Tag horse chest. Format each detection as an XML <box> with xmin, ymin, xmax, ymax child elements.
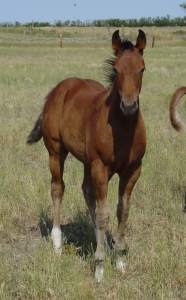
<box><xmin>98</xmin><ymin>122</ymin><xmax>146</xmax><ymax>172</ymax></box>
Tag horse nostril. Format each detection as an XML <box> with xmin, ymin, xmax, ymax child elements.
<box><xmin>120</xmin><ymin>101</ymin><xmax>126</xmax><ymax>113</ymax></box>
<box><xmin>131</xmin><ymin>101</ymin><xmax>138</xmax><ymax>111</ymax></box>
<box><xmin>121</xmin><ymin>102</ymin><xmax>125</xmax><ymax>110</ymax></box>
<box><xmin>132</xmin><ymin>102</ymin><xmax>137</xmax><ymax>109</ymax></box>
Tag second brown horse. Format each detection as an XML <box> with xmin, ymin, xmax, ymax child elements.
<box><xmin>27</xmin><ymin>29</ymin><xmax>147</xmax><ymax>282</ymax></box>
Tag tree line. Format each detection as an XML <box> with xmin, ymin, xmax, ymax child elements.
<box><xmin>1</xmin><ymin>16</ymin><xmax>186</xmax><ymax>28</ymax></box>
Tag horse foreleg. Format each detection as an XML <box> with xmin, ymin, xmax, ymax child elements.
<box><xmin>82</xmin><ymin>166</ymin><xmax>96</xmax><ymax>225</ymax></box>
<box><xmin>91</xmin><ymin>159</ymin><xmax>109</xmax><ymax>283</ymax></box>
<box><xmin>114</xmin><ymin>162</ymin><xmax>142</xmax><ymax>273</ymax></box>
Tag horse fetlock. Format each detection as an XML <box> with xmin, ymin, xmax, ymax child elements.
<box><xmin>113</xmin><ymin>231</ymin><xmax>128</xmax><ymax>250</ymax></box>
<box><xmin>51</xmin><ymin>226</ymin><xmax>62</xmax><ymax>253</ymax></box>
<box><xmin>113</xmin><ymin>237</ymin><xmax>128</xmax><ymax>273</ymax></box>
<box><xmin>114</xmin><ymin>241</ymin><xmax>129</xmax><ymax>256</ymax></box>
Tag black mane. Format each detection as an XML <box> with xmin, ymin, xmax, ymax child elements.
<box><xmin>104</xmin><ymin>40</ymin><xmax>134</xmax><ymax>84</ymax></box>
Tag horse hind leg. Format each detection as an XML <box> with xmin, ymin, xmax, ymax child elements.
<box><xmin>49</xmin><ymin>149</ymin><xmax>68</xmax><ymax>254</ymax></box>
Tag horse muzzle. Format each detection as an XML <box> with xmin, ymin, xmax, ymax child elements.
<box><xmin>120</xmin><ymin>100</ymin><xmax>138</xmax><ymax>115</ymax></box>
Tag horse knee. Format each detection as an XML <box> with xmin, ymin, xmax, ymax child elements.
<box><xmin>95</xmin><ymin>204</ymin><xmax>109</xmax><ymax>230</ymax></box>
<box><xmin>51</xmin><ymin>180</ymin><xmax>65</xmax><ymax>200</ymax></box>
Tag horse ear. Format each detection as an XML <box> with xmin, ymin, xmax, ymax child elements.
<box><xmin>136</xmin><ymin>29</ymin><xmax>146</xmax><ymax>55</ymax></box>
<box><xmin>112</xmin><ymin>30</ymin><xmax>122</xmax><ymax>55</ymax></box>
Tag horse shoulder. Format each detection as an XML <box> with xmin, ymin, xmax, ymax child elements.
<box><xmin>86</xmin><ymin>104</ymin><xmax>114</xmax><ymax>163</ymax></box>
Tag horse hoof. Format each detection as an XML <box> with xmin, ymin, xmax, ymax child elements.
<box><xmin>95</xmin><ymin>263</ymin><xmax>104</xmax><ymax>283</ymax></box>
<box><xmin>116</xmin><ymin>258</ymin><xmax>127</xmax><ymax>273</ymax></box>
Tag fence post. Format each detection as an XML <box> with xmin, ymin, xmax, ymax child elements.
<box><xmin>59</xmin><ymin>33</ymin><xmax>63</xmax><ymax>48</ymax></box>
<box><xmin>152</xmin><ymin>35</ymin><xmax>155</xmax><ymax>48</ymax></box>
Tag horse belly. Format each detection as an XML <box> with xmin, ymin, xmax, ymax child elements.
<box><xmin>62</xmin><ymin>130</ymin><xmax>86</xmax><ymax>162</ymax></box>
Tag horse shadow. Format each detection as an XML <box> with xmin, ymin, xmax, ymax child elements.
<box><xmin>38</xmin><ymin>210</ymin><xmax>97</xmax><ymax>257</ymax></box>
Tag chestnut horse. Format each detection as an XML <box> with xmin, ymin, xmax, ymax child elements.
<box><xmin>27</xmin><ymin>29</ymin><xmax>147</xmax><ymax>282</ymax></box>
<box><xmin>170</xmin><ymin>87</ymin><xmax>186</xmax><ymax>131</ymax></box>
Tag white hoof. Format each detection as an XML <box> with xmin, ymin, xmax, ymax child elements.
<box><xmin>51</xmin><ymin>226</ymin><xmax>62</xmax><ymax>254</ymax></box>
<box><xmin>95</xmin><ymin>264</ymin><xmax>104</xmax><ymax>283</ymax></box>
<box><xmin>116</xmin><ymin>258</ymin><xmax>127</xmax><ymax>273</ymax></box>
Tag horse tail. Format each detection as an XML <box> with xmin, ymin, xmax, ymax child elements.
<box><xmin>170</xmin><ymin>86</ymin><xmax>186</xmax><ymax>132</ymax></box>
<box><xmin>27</xmin><ymin>113</ymin><xmax>43</xmax><ymax>144</ymax></box>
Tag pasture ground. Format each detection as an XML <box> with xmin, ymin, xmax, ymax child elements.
<box><xmin>0</xmin><ymin>26</ymin><xmax>186</xmax><ymax>299</ymax></box>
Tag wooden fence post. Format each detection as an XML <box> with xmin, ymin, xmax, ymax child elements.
<box><xmin>59</xmin><ymin>33</ymin><xmax>63</xmax><ymax>48</ymax></box>
<box><xmin>152</xmin><ymin>35</ymin><xmax>155</xmax><ymax>48</ymax></box>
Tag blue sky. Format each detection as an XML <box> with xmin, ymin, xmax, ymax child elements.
<box><xmin>0</xmin><ymin>0</ymin><xmax>185</xmax><ymax>23</ymax></box>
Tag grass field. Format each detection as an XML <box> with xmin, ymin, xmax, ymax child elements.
<box><xmin>0</xmin><ymin>26</ymin><xmax>186</xmax><ymax>299</ymax></box>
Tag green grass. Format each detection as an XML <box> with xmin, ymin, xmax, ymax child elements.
<box><xmin>0</xmin><ymin>27</ymin><xmax>186</xmax><ymax>299</ymax></box>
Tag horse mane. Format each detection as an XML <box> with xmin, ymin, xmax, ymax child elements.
<box><xmin>104</xmin><ymin>40</ymin><xmax>134</xmax><ymax>84</ymax></box>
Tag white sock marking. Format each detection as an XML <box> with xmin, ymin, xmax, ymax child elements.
<box><xmin>51</xmin><ymin>226</ymin><xmax>62</xmax><ymax>252</ymax></box>
<box><xmin>116</xmin><ymin>258</ymin><xmax>127</xmax><ymax>273</ymax></box>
